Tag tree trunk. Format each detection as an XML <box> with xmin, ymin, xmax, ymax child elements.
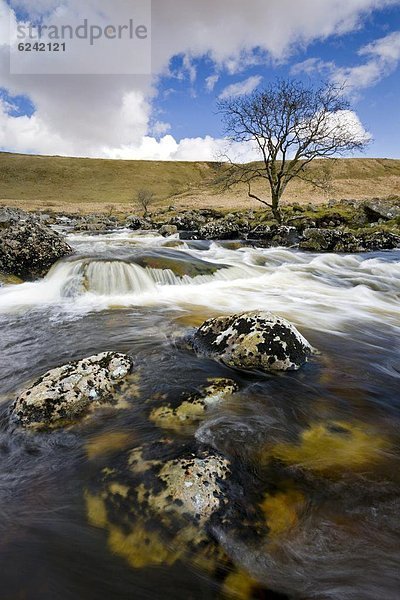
<box><xmin>271</xmin><ymin>192</ymin><xmax>282</xmax><ymax>224</ymax></box>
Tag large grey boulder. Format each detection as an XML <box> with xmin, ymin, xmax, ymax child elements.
<box><xmin>0</xmin><ymin>221</ymin><xmax>72</xmax><ymax>280</ymax></box>
<box><xmin>10</xmin><ymin>352</ymin><xmax>133</xmax><ymax>430</ymax></box>
<box><xmin>363</xmin><ymin>199</ymin><xmax>400</xmax><ymax>222</ymax></box>
<box><xmin>190</xmin><ymin>311</ymin><xmax>312</xmax><ymax>373</ymax></box>
<box><xmin>299</xmin><ymin>228</ymin><xmax>361</xmax><ymax>252</ymax></box>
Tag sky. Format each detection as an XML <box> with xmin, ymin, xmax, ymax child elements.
<box><xmin>0</xmin><ymin>0</ymin><xmax>400</xmax><ymax>161</ymax></box>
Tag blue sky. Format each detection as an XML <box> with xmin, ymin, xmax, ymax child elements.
<box><xmin>157</xmin><ymin>5</ymin><xmax>400</xmax><ymax>157</ymax></box>
<box><xmin>1</xmin><ymin>0</ymin><xmax>400</xmax><ymax>160</ymax></box>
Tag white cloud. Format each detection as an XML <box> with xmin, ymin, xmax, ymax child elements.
<box><xmin>292</xmin><ymin>31</ymin><xmax>400</xmax><ymax>93</ymax></box>
<box><xmin>291</xmin><ymin>57</ymin><xmax>335</xmax><ymax>76</ymax></box>
<box><xmin>336</xmin><ymin>30</ymin><xmax>400</xmax><ymax>90</ymax></box>
<box><xmin>1</xmin><ymin>0</ymin><xmax>399</xmax><ymax>159</ymax></box>
<box><xmin>151</xmin><ymin>120</ymin><xmax>171</xmax><ymax>137</ymax></box>
<box><xmin>218</xmin><ymin>75</ymin><xmax>262</xmax><ymax>99</ymax></box>
<box><xmin>205</xmin><ymin>74</ymin><xmax>219</xmax><ymax>91</ymax></box>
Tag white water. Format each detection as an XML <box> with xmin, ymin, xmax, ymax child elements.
<box><xmin>0</xmin><ymin>232</ymin><xmax>399</xmax><ymax>334</ymax></box>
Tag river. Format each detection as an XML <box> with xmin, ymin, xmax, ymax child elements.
<box><xmin>0</xmin><ymin>230</ymin><xmax>399</xmax><ymax>599</ymax></box>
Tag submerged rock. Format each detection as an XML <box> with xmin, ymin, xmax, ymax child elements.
<box><xmin>149</xmin><ymin>378</ymin><xmax>239</xmax><ymax>432</ymax></box>
<box><xmin>0</xmin><ymin>221</ymin><xmax>72</xmax><ymax>280</ymax></box>
<box><xmin>85</xmin><ymin>441</ymin><xmax>231</xmax><ymax>569</ymax></box>
<box><xmin>10</xmin><ymin>352</ymin><xmax>133</xmax><ymax>430</ymax></box>
<box><xmin>190</xmin><ymin>311</ymin><xmax>312</xmax><ymax>373</ymax></box>
<box><xmin>263</xmin><ymin>420</ymin><xmax>389</xmax><ymax>476</ymax></box>
<box><xmin>0</xmin><ymin>272</ymin><xmax>23</xmax><ymax>286</ymax></box>
<box><xmin>134</xmin><ymin>449</ymin><xmax>231</xmax><ymax>526</ymax></box>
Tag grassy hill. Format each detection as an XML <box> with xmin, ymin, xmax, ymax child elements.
<box><xmin>1</xmin><ymin>152</ymin><xmax>400</xmax><ymax>214</ymax></box>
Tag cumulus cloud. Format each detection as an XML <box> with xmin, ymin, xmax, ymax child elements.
<box><xmin>0</xmin><ymin>0</ymin><xmax>398</xmax><ymax>159</ymax></box>
<box><xmin>218</xmin><ymin>75</ymin><xmax>263</xmax><ymax>99</ymax></box>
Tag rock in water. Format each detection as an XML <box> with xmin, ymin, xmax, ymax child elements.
<box><xmin>0</xmin><ymin>221</ymin><xmax>72</xmax><ymax>280</ymax></box>
<box><xmin>190</xmin><ymin>311</ymin><xmax>312</xmax><ymax>373</ymax></box>
<box><xmin>10</xmin><ymin>352</ymin><xmax>133</xmax><ymax>430</ymax></box>
<box><xmin>85</xmin><ymin>442</ymin><xmax>231</xmax><ymax>569</ymax></box>
<box><xmin>149</xmin><ymin>378</ymin><xmax>239</xmax><ymax>433</ymax></box>
<box><xmin>143</xmin><ymin>451</ymin><xmax>231</xmax><ymax>526</ymax></box>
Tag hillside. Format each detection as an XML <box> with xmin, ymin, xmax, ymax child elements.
<box><xmin>1</xmin><ymin>152</ymin><xmax>400</xmax><ymax>214</ymax></box>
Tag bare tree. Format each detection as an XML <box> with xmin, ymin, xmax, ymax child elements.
<box><xmin>217</xmin><ymin>79</ymin><xmax>370</xmax><ymax>223</ymax></box>
<box><xmin>136</xmin><ymin>188</ymin><xmax>155</xmax><ymax>217</ymax></box>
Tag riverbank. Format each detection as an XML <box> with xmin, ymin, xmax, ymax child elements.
<box><xmin>1</xmin><ymin>197</ymin><xmax>399</xmax><ymax>268</ymax></box>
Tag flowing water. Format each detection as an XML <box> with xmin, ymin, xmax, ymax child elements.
<box><xmin>0</xmin><ymin>229</ymin><xmax>399</xmax><ymax>600</ymax></box>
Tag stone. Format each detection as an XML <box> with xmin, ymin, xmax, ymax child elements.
<box><xmin>169</xmin><ymin>211</ymin><xmax>206</xmax><ymax>231</ymax></box>
<box><xmin>190</xmin><ymin>311</ymin><xmax>312</xmax><ymax>373</ymax></box>
<box><xmin>363</xmin><ymin>199</ymin><xmax>400</xmax><ymax>222</ymax></box>
<box><xmin>358</xmin><ymin>230</ymin><xmax>400</xmax><ymax>251</ymax></box>
<box><xmin>147</xmin><ymin>451</ymin><xmax>230</xmax><ymax>526</ymax></box>
<box><xmin>125</xmin><ymin>215</ymin><xmax>153</xmax><ymax>230</ymax></box>
<box><xmin>149</xmin><ymin>378</ymin><xmax>239</xmax><ymax>432</ymax></box>
<box><xmin>85</xmin><ymin>441</ymin><xmax>231</xmax><ymax>570</ymax></box>
<box><xmin>0</xmin><ymin>221</ymin><xmax>72</xmax><ymax>280</ymax></box>
<box><xmin>10</xmin><ymin>352</ymin><xmax>133</xmax><ymax>430</ymax></box>
<box><xmin>199</xmin><ymin>219</ymin><xmax>241</xmax><ymax>240</ymax></box>
<box><xmin>158</xmin><ymin>224</ymin><xmax>178</xmax><ymax>237</ymax></box>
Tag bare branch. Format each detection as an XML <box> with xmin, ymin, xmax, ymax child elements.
<box><xmin>217</xmin><ymin>78</ymin><xmax>370</xmax><ymax>222</ymax></box>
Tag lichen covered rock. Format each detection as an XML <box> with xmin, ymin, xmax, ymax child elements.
<box><xmin>146</xmin><ymin>451</ymin><xmax>231</xmax><ymax>526</ymax></box>
<box><xmin>85</xmin><ymin>441</ymin><xmax>232</xmax><ymax>569</ymax></box>
<box><xmin>149</xmin><ymin>378</ymin><xmax>239</xmax><ymax>432</ymax></box>
<box><xmin>0</xmin><ymin>221</ymin><xmax>72</xmax><ymax>280</ymax></box>
<box><xmin>190</xmin><ymin>311</ymin><xmax>312</xmax><ymax>373</ymax></box>
<box><xmin>199</xmin><ymin>218</ymin><xmax>241</xmax><ymax>240</ymax></box>
<box><xmin>10</xmin><ymin>352</ymin><xmax>133</xmax><ymax>430</ymax></box>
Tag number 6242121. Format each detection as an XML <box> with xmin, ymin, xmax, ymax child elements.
<box><xmin>18</xmin><ymin>42</ymin><xmax>66</xmax><ymax>52</ymax></box>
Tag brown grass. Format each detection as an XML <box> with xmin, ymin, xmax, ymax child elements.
<box><xmin>1</xmin><ymin>152</ymin><xmax>400</xmax><ymax>214</ymax></box>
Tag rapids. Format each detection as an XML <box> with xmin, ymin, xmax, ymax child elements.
<box><xmin>0</xmin><ymin>229</ymin><xmax>399</xmax><ymax>600</ymax></box>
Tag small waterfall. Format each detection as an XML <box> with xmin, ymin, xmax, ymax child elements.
<box><xmin>145</xmin><ymin>264</ymin><xmax>261</xmax><ymax>286</ymax></box>
<box><xmin>44</xmin><ymin>259</ymin><xmax>263</xmax><ymax>298</ymax></box>
<box><xmin>46</xmin><ymin>260</ymin><xmax>157</xmax><ymax>297</ymax></box>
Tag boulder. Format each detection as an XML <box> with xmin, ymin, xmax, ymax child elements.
<box><xmin>247</xmin><ymin>225</ymin><xmax>300</xmax><ymax>246</ymax></box>
<box><xmin>10</xmin><ymin>352</ymin><xmax>133</xmax><ymax>430</ymax></box>
<box><xmin>169</xmin><ymin>211</ymin><xmax>206</xmax><ymax>231</ymax></box>
<box><xmin>299</xmin><ymin>228</ymin><xmax>362</xmax><ymax>253</ymax></box>
<box><xmin>0</xmin><ymin>221</ymin><xmax>72</xmax><ymax>280</ymax></box>
<box><xmin>190</xmin><ymin>311</ymin><xmax>312</xmax><ymax>373</ymax></box>
<box><xmin>199</xmin><ymin>219</ymin><xmax>241</xmax><ymax>240</ymax></box>
<box><xmin>158</xmin><ymin>224</ymin><xmax>178</xmax><ymax>237</ymax></box>
<box><xmin>358</xmin><ymin>230</ymin><xmax>400</xmax><ymax>251</ymax></box>
<box><xmin>300</xmin><ymin>227</ymin><xmax>400</xmax><ymax>252</ymax></box>
<box><xmin>363</xmin><ymin>199</ymin><xmax>400</xmax><ymax>222</ymax></box>
<box><xmin>247</xmin><ymin>223</ymin><xmax>272</xmax><ymax>240</ymax></box>
<box><xmin>147</xmin><ymin>451</ymin><xmax>230</xmax><ymax>526</ymax></box>
<box><xmin>270</xmin><ymin>225</ymin><xmax>300</xmax><ymax>247</ymax></box>
<box><xmin>85</xmin><ymin>442</ymin><xmax>232</xmax><ymax>569</ymax></box>
<box><xmin>125</xmin><ymin>215</ymin><xmax>153</xmax><ymax>230</ymax></box>
<box><xmin>178</xmin><ymin>230</ymin><xmax>201</xmax><ymax>240</ymax></box>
